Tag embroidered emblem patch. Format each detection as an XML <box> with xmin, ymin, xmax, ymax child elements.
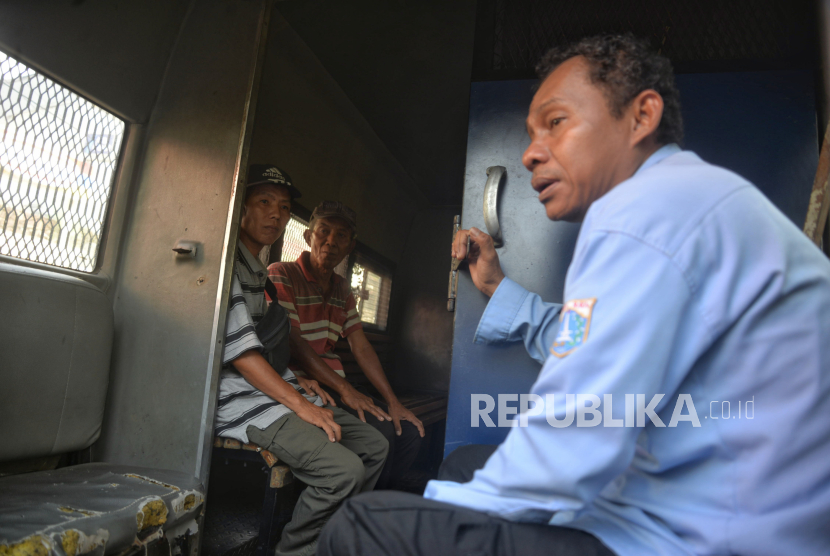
<box><xmin>550</xmin><ymin>298</ymin><xmax>596</xmax><ymax>358</ymax></box>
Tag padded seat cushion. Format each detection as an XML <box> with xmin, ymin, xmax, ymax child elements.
<box><xmin>0</xmin><ymin>463</ymin><xmax>204</xmax><ymax>556</ymax></box>
<box><xmin>0</xmin><ymin>262</ymin><xmax>114</xmax><ymax>462</ymax></box>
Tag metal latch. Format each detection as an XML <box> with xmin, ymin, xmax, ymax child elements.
<box><xmin>448</xmin><ymin>215</ymin><xmax>464</xmax><ymax>311</ymax></box>
<box><xmin>172</xmin><ymin>240</ymin><xmax>198</xmax><ymax>258</ymax></box>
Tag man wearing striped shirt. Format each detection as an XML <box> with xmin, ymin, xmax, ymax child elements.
<box><xmin>268</xmin><ymin>201</ymin><xmax>424</xmax><ymax>490</ymax></box>
<box><xmin>215</xmin><ymin>166</ymin><xmax>388</xmax><ymax>556</ymax></box>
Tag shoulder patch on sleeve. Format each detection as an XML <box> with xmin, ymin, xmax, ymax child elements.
<box><xmin>550</xmin><ymin>298</ymin><xmax>596</xmax><ymax>358</ymax></box>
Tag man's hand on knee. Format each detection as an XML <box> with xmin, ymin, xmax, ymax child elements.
<box><xmin>340</xmin><ymin>386</ymin><xmax>391</xmax><ymax>423</ymax></box>
<box><xmin>295</xmin><ymin>402</ymin><xmax>342</xmax><ymax>442</ymax></box>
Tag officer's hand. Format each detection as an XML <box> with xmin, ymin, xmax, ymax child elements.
<box><xmin>340</xmin><ymin>386</ymin><xmax>391</xmax><ymax>423</ymax></box>
<box><xmin>294</xmin><ymin>402</ymin><xmax>341</xmax><ymax>442</ymax></box>
<box><xmin>452</xmin><ymin>227</ymin><xmax>505</xmax><ymax>297</ymax></box>
<box><xmin>296</xmin><ymin>376</ymin><xmax>336</xmax><ymax>407</ymax></box>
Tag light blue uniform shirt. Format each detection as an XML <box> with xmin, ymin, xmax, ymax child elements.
<box><xmin>425</xmin><ymin>145</ymin><xmax>830</xmax><ymax>555</ymax></box>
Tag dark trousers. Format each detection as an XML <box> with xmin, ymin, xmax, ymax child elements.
<box><xmin>323</xmin><ymin>383</ymin><xmax>422</xmax><ymax>490</ymax></box>
<box><xmin>318</xmin><ymin>444</ymin><xmax>616</xmax><ymax>556</ymax></box>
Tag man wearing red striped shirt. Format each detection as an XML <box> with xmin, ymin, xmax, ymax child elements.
<box><xmin>268</xmin><ymin>201</ymin><xmax>424</xmax><ymax>490</ymax></box>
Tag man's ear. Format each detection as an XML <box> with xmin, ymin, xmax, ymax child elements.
<box><xmin>629</xmin><ymin>89</ymin><xmax>663</xmax><ymax>148</ymax></box>
<box><xmin>303</xmin><ymin>228</ymin><xmax>312</xmax><ymax>247</ymax></box>
<box><xmin>346</xmin><ymin>238</ymin><xmax>356</xmax><ymax>255</ymax></box>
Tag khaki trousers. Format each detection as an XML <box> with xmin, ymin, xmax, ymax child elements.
<box><xmin>247</xmin><ymin>407</ymin><xmax>388</xmax><ymax>556</ymax></box>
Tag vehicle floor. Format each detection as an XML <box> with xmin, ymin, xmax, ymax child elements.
<box><xmin>202</xmin><ymin>455</ymin><xmax>434</xmax><ymax>556</ymax></box>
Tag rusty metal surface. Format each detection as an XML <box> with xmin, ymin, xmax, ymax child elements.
<box><xmin>0</xmin><ymin>464</ymin><xmax>203</xmax><ymax>556</ymax></box>
<box><xmin>268</xmin><ymin>467</ymin><xmax>293</xmax><ymax>489</ymax></box>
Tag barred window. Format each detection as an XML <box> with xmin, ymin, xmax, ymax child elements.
<box><xmin>350</xmin><ymin>255</ymin><xmax>392</xmax><ymax>332</ymax></box>
<box><xmin>1</xmin><ymin>51</ymin><xmax>125</xmax><ymax>272</ymax></box>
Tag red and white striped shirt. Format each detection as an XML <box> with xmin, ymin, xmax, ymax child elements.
<box><xmin>267</xmin><ymin>251</ymin><xmax>362</xmax><ymax>378</ymax></box>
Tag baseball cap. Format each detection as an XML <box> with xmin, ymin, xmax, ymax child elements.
<box><xmin>246</xmin><ymin>164</ymin><xmax>302</xmax><ymax>199</ymax></box>
<box><xmin>309</xmin><ymin>201</ymin><xmax>357</xmax><ymax>234</ymax></box>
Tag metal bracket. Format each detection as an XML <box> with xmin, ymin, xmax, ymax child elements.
<box><xmin>483</xmin><ymin>166</ymin><xmax>505</xmax><ymax>247</ymax></box>
<box><xmin>173</xmin><ymin>240</ymin><xmax>198</xmax><ymax>259</ymax></box>
<box><xmin>448</xmin><ymin>215</ymin><xmax>461</xmax><ymax>311</ymax></box>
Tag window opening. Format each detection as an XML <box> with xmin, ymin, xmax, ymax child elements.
<box><xmin>280</xmin><ymin>214</ymin><xmax>310</xmax><ymax>264</ymax></box>
<box><xmin>350</xmin><ymin>256</ymin><xmax>392</xmax><ymax>331</ymax></box>
<box><xmin>0</xmin><ymin>51</ymin><xmax>125</xmax><ymax>272</ymax></box>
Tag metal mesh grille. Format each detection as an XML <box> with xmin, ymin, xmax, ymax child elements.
<box><xmin>491</xmin><ymin>0</ymin><xmax>812</xmax><ymax>72</ymax></box>
<box><xmin>280</xmin><ymin>215</ymin><xmax>310</xmax><ymax>264</ymax></box>
<box><xmin>1</xmin><ymin>51</ymin><xmax>125</xmax><ymax>272</ymax></box>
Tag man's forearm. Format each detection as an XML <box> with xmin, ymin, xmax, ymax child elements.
<box><xmin>289</xmin><ymin>327</ymin><xmax>353</xmax><ymax>394</ymax></box>
<box><xmin>474</xmin><ymin>277</ymin><xmax>562</xmax><ymax>365</ymax></box>
<box><xmin>232</xmin><ymin>350</ymin><xmax>310</xmax><ymax>412</ymax></box>
<box><xmin>351</xmin><ymin>339</ymin><xmax>397</xmax><ymax>405</ymax></box>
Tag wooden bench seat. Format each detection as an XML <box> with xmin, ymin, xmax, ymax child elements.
<box><xmin>398</xmin><ymin>393</ymin><xmax>449</xmax><ymax>427</ymax></box>
<box><xmin>212</xmin><ymin>437</ymin><xmax>294</xmax><ymax>556</ymax></box>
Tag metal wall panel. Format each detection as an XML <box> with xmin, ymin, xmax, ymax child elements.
<box><xmin>445</xmin><ymin>80</ymin><xmax>580</xmax><ymax>455</ymax></box>
<box><xmin>0</xmin><ymin>0</ymin><xmax>190</xmax><ymax>123</ymax></box>
<box><xmin>94</xmin><ymin>0</ymin><xmax>267</xmax><ymax>479</ymax></box>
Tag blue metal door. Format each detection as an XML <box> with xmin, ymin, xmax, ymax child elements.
<box><xmin>445</xmin><ymin>71</ymin><xmax>818</xmax><ymax>456</ymax></box>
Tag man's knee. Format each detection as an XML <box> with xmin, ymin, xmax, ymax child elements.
<box><xmin>317</xmin><ymin>492</ymin><xmax>411</xmax><ymax>556</ymax></box>
<box><xmin>366</xmin><ymin>415</ymin><xmax>396</xmax><ymax>444</ymax></box>
<box><xmin>364</xmin><ymin>422</ymin><xmax>390</xmax><ymax>463</ymax></box>
<box><xmin>330</xmin><ymin>449</ymin><xmax>366</xmax><ymax>495</ymax></box>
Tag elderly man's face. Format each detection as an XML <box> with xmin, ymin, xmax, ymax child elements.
<box><xmin>522</xmin><ymin>56</ymin><xmax>637</xmax><ymax>222</ymax></box>
<box><xmin>305</xmin><ymin>217</ymin><xmax>355</xmax><ymax>272</ymax></box>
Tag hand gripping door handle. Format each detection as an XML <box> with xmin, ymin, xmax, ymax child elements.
<box><xmin>483</xmin><ymin>166</ymin><xmax>505</xmax><ymax>247</ymax></box>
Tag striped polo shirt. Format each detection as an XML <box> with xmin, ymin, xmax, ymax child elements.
<box><xmin>215</xmin><ymin>242</ymin><xmax>322</xmax><ymax>444</ymax></box>
<box><xmin>268</xmin><ymin>251</ymin><xmax>362</xmax><ymax>378</ymax></box>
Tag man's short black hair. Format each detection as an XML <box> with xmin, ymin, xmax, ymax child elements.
<box><xmin>536</xmin><ymin>34</ymin><xmax>683</xmax><ymax>146</ymax></box>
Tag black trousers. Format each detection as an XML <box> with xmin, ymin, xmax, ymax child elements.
<box><xmin>323</xmin><ymin>383</ymin><xmax>422</xmax><ymax>490</ymax></box>
<box><xmin>318</xmin><ymin>444</ymin><xmax>616</xmax><ymax>556</ymax></box>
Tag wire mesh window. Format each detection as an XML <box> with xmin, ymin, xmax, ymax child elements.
<box><xmin>1</xmin><ymin>51</ymin><xmax>125</xmax><ymax>272</ymax></box>
<box><xmin>279</xmin><ymin>214</ymin><xmax>349</xmax><ymax>278</ymax></box>
<box><xmin>280</xmin><ymin>214</ymin><xmax>310</xmax><ymax>263</ymax></box>
<box><xmin>350</xmin><ymin>255</ymin><xmax>392</xmax><ymax>332</ymax></box>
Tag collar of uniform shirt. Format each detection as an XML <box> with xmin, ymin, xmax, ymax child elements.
<box><xmin>634</xmin><ymin>143</ymin><xmax>682</xmax><ymax>177</ymax></box>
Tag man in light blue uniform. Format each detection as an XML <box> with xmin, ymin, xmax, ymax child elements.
<box><xmin>319</xmin><ymin>34</ymin><xmax>830</xmax><ymax>556</ymax></box>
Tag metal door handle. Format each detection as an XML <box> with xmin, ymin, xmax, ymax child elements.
<box><xmin>483</xmin><ymin>166</ymin><xmax>505</xmax><ymax>247</ymax></box>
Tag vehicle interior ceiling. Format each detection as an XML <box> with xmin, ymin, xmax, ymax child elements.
<box><xmin>1</xmin><ymin>0</ymin><xmax>825</xmax><ymax>483</ymax></box>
